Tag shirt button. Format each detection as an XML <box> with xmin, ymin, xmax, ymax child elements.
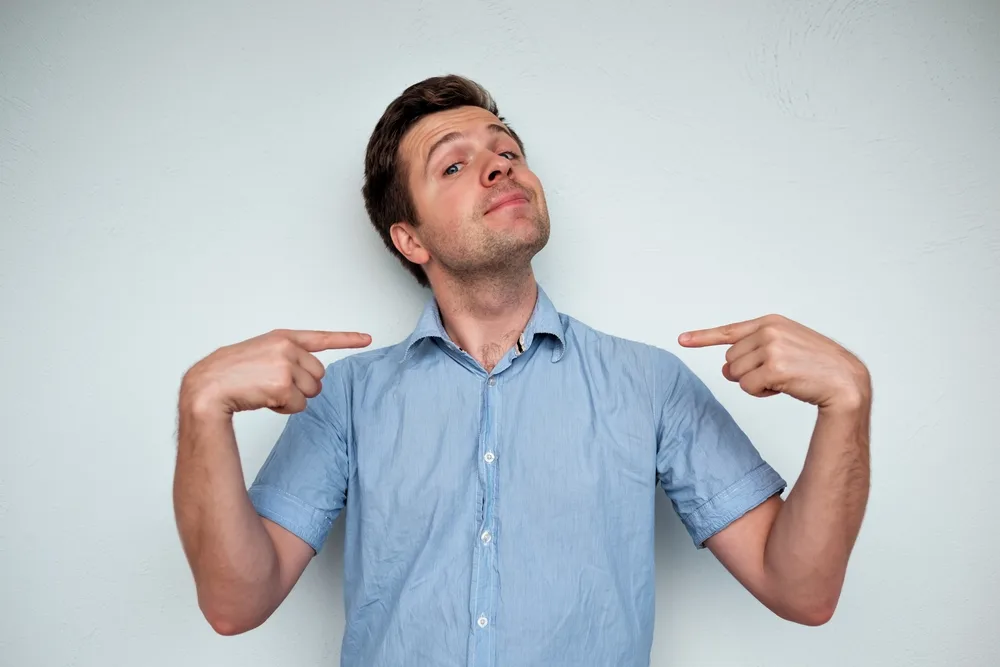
<box><xmin>481</xmin><ymin>530</ymin><xmax>492</xmax><ymax>544</ymax></box>
<box><xmin>487</xmin><ymin>376</ymin><xmax>496</xmax><ymax>386</ymax></box>
<box><xmin>477</xmin><ymin>615</ymin><xmax>488</xmax><ymax>628</ymax></box>
<box><xmin>483</xmin><ymin>451</ymin><xmax>495</xmax><ymax>464</ymax></box>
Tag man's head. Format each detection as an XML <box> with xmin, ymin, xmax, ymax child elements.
<box><xmin>362</xmin><ymin>75</ymin><xmax>550</xmax><ymax>288</ymax></box>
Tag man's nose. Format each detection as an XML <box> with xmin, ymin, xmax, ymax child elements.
<box><xmin>481</xmin><ymin>153</ymin><xmax>514</xmax><ymax>186</ymax></box>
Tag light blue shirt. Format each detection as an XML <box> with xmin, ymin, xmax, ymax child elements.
<box><xmin>249</xmin><ymin>285</ymin><xmax>786</xmax><ymax>667</ymax></box>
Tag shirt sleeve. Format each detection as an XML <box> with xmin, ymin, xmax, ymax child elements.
<box><xmin>653</xmin><ymin>348</ymin><xmax>786</xmax><ymax>548</ymax></box>
<box><xmin>247</xmin><ymin>362</ymin><xmax>350</xmax><ymax>553</ymax></box>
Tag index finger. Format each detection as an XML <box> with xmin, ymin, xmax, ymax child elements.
<box><xmin>678</xmin><ymin>318</ymin><xmax>761</xmax><ymax>348</ymax></box>
<box><xmin>285</xmin><ymin>330</ymin><xmax>372</xmax><ymax>352</ymax></box>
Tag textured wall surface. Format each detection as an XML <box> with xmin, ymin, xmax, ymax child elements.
<box><xmin>2</xmin><ymin>1</ymin><xmax>998</xmax><ymax>665</ymax></box>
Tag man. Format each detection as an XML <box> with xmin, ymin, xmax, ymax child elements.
<box><xmin>173</xmin><ymin>75</ymin><xmax>871</xmax><ymax>666</ymax></box>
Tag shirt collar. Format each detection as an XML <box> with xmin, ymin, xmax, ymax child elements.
<box><xmin>401</xmin><ymin>283</ymin><xmax>567</xmax><ymax>364</ymax></box>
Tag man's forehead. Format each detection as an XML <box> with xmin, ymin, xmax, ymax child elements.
<box><xmin>403</xmin><ymin>106</ymin><xmax>504</xmax><ymax>156</ymax></box>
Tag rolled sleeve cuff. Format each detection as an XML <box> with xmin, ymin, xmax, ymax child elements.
<box><xmin>683</xmin><ymin>463</ymin><xmax>787</xmax><ymax>549</ymax></box>
<box><xmin>248</xmin><ymin>484</ymin><xmax>334</xmax><ymax>553</ymax></box>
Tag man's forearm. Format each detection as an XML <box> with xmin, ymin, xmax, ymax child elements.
<box><xmin>762</xmin><ymin>402</ymin><xmax>871</xmax><ymax>621</ymax></box>
<box><xmin>173</xmin><ymin>392</ymin><xmax>281</xmax><ymax>632</ymax></box>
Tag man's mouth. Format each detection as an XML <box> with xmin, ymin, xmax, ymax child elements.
<box><xmin>486</xmin><ymin>191</ymin><xmax>530</xmax><ymax>214</ymax></box>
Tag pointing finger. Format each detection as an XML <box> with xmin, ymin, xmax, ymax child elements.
<box><xmin>286</xmin><ymin>330</ymin><xmax>372</xmax><ymax>353</ymax></box>
<box><xmin>678</xmin><ymin>318</ymin><xmax>762</xmax><ymax>348</ymax></box>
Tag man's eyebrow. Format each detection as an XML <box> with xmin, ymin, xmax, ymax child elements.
<box><xmin>424</xmin><ymin>123</ymin><xmax>515</xmax><ymax>173</ymax></box>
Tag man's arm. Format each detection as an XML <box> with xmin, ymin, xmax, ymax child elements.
<box><xmin>706</xmin><ymin>402</ymin><xmax>870</xmax><ymax>625</ymax></box>
<box><xmin>679</xmin><ymin>314</ymin><xmax>872</xmax><ymax>626</ymax></box>
<box><xmin>174</xmin><ymin>402</ymin><xmax>315</xmax><ymax>635</ymax></box>
<box><xmin>173</xmin><ymin>328</ymin><xmax>370</xmax><ymax>635</ymax></box>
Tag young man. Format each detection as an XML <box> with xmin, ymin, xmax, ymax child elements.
<box><xmin>173</xmin><ymin>75</ymin><xmax>872</xmax><ymax>666</ymax></box>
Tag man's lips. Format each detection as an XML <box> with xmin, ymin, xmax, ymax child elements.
<box><xmin>485</xmin><ymin>192</ymin><xmax>530</xmax><ymax>214</ymax></box>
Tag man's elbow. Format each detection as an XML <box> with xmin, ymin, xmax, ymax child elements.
<box><xmin>200</xmin><ymin>598</ymin><xmax>270</xmax><ymax>636</ymax></box>
<box><xmin>790</xmin><ymin>602</ymin><xmax>837</xmax><ymax>626</ymax></box>
<box><xmin>205</xmin><ymin>613</ymin><xmax>248</xmax><ymax>637</ymax></box>
<box><xmin>774</xmin><ymin>595</ymin><xmax>838</xmax><ymax>627</ymax></box>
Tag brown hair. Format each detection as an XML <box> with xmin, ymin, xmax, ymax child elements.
<box><xmin>362</xmin><ymin>74</ymin><xmax>525</xmax><ymax>287</ymax></box>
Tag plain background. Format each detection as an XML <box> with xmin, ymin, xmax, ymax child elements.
<box><xmin>2</xmin><ymin>1</ymin><xmax>998</xmax><ymax>665</ymax></box>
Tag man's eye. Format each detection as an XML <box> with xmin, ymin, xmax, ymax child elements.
<box><xmin>500</xmin><ymin>151</ymin><xmax>520</xmax><ymax>160</ymax></box>
<box><xmin>444</xmin><ymin>163</ymin><xmax>462</xmax><ymax>176</ymax></box>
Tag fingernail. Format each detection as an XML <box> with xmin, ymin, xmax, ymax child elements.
<box><xmin>679</xmin><ymin>333</ymin><xmax>692</xmax><ymax>343</ymax></box>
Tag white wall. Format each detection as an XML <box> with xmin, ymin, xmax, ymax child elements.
<box><xmin>2</xmin><ymin>1</ymin><xmax>998</xmax><ymax>665</ymax></box>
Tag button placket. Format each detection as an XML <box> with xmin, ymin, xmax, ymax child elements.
<box><xmin>470</xmin><ymin>368</ymin><xmax>500</xmax><ymax>654</ymax></box>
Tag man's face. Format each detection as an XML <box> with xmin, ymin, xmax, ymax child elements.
<box><xmin>393</xmin><ymin>105</ymin><xmax>550</xmax><ymax>282</ymax></box>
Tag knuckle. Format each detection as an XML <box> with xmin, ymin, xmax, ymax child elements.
<box><xmin>271</xmin><ymin>337</ymin><xmax>297</xmax><ymax>356</ymax></box>
<box><xmin>271</xmin><ymin>368</ymin><xmax>294</xmax><ymax>391</ymax></box>
<box><xmin>762</xmin><ymin>345</ymin><xmax>778</xmax><ymax>363</ymax></box>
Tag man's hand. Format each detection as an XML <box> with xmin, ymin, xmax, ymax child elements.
<box><xmin>174</xmin><ymin>327</ymin><xmax>369</xmax><ymax>635</ymax></box>
<box><xmin>181</xmin><ymin>329</ymin><xmax>372</xmax><ymax>417</ymax></box>
<box><xmin>680</xmin><ymin>314</ymin><xmax>872</xmax><ymax>624</ymax></box>
<box><xmin>678</xmin><ymin>314</ymin><xmax>870</xmax><ymax>412</ymax></box>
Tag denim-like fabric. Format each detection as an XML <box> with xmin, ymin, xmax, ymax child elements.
<box><xmin>249</xmin><ymin>284</ymin><xmax>785</xmax><ymax>667</ymax></box>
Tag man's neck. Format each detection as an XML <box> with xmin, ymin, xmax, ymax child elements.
<box><xmin>431</xmin><ymin>271</ymin><xmax>538</xmax><ymax>373</ymax></box>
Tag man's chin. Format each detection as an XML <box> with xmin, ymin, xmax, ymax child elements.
<box><xmin>485</xmin><ymin>208</ymin><xmax>546</xmax><ymax>231</ymax></box>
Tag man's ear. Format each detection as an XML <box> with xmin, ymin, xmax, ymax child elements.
<box><xmin>389</xmin><ymin>221</ymin><xmax>431</xmax><ymax>267</ymax></box>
